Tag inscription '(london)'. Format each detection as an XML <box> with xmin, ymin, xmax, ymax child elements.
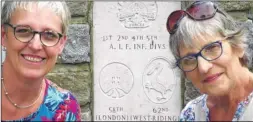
<box><xmin>95</xmin><ymin>114</ymin><xmax>179</xmax><ymax>121</ymax></box>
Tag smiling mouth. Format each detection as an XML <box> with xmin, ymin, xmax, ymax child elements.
<box><xmin>21</xmin><ymin>54</ymin><xmax>46</xmax><ymax>62</ymax></box>
<box><xmin>203</xmin><ymin>73</ymin><xmax>223</xmax><ymax>83</ymax></box>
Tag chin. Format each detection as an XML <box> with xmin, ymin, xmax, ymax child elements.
<box><xmin>20</xmin><ymin>69</ymin><xmax>47</xmax><ymax>80</ymax></box>
<box><xmin>206</xmin><ymin>87</ymin><xmax>230</xmax><ymax>96</ymax></box>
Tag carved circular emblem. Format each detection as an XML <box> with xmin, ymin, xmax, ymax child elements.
<box><xmin>142</xmin><ymin>57</ymin><xmax>177</xmax><ymax>104</ymax></box>
<box><xmin>117</xmin><ymin>1</ymin><xmax>157</xmax><ymax>29</ymax></box>
<box><xmin>99</xmin><ymin>62</ymin><xmax>134</xmax><ymax>98</ymax></box>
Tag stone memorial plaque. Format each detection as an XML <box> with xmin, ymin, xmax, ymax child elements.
<box><xmin>94</xmin><ymin>1</ymin><xmax>182</xmax><ymax>121</ymax></box>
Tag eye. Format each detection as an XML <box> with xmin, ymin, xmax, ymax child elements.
<box><xmin>204</xmin><ymin>42</ymin><xmax>221</xmax><ymax>53</ymax></box>
<box><xmin>15</xmin><ymin>27</ymin><xmax>31</xmax><ymax>33</ymax></box>
<box><xmin>181</xmin><ymin>56</ymin><xmax>196</xmax><ymax>65</ymax></box>
<box><xmin>42</xmin><ymin>31</ymin><xmax>59</xmax><ymax>40</ymax></box>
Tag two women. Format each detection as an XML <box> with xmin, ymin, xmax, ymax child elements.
<box><xmin>1</xmin><ymin>1</ymin><xmax>81</xmax><ymax>121</ymax></box>
<box><xmin>167</xmin><ymin>1</ymin><xmax>253</xmax><ymax>121</ymax></box>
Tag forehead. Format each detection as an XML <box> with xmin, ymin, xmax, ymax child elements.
<box><xmin>10</xmin><ymin>4</ymin><xmax>62</xmax><ymax>32</ymax></box>
<box><xmin>179</xmin><ymin>34</ymin><xmax>224</xmax><ymax>57</ymax></box>
<box><xmin>11</xmin><ymin>2</ymin><xmax>57</xmax><ymax>12</ymax></box>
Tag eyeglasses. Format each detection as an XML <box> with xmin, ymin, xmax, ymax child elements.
<box><xmin>177</xmin><ymin>41</ymin><xmax>223</xmax><ymax>72</ymax></box>
<box><xmin>166</xmin><ymin>1</ymin><xmax>225</xmax><ymax>34</ymax></box>
<box><xmin>4</xmin><ymin>23</ymin><xmax>63</xmax><ymax>47</ymax></box>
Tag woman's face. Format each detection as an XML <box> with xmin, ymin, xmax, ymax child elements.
<box><xmin>179</xmin><ymin>36</ymin><xmax>245</xmax><ymax>96</ymax></box>
<box><xmin>1</xmin><ymin>5</ymin><xmax>67</xmax><ymax>80</ymax></box>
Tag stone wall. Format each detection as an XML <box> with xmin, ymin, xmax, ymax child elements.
<box><xmin>46</xmin><ymin>1</ymin><xmax>93</xmax><ymax>121</ymax></box>
<box><xmin>182</xmin><ymin>1</ymin><xmax>253</xmax><ymax>106</ymax></box>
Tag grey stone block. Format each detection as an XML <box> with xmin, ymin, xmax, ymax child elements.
<box><xmin>243</xmin><ymin>21</ymin><xmax>253</xmax><ymax>68</ymax></box>
<box><xmin>184</xmin><ymin>79</ymin><xmax>201</xmax><ymax>106</ymax></box>
<box><xmin>67</xmin><ymin>1</ymin><xmax>88</xmax><ymax>17</ymax></box>
<box><xmin>81</xmin><ymin>110</ymin><xmax>91</xmax><ymax>121</ymax></box>
<box><xmin>182</xmin><ymin>1</ymin><xmax>252</xmax><ymax>12</ymax></box>
<box><xmin>216</xmin><ymin>1</ymin><xmax>252</xmax><ymax>11</ymax></box>
<box><xmin>60</xmin><ymin>24</ymin><xmax>90</xmax><ymax>63</ymax></box>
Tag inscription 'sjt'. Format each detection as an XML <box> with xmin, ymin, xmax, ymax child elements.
<box><xmin>117</xmin><ymin>1</ymin><xmax>157</xmax><ymax>29</ymax></box>
<box><xmin>99</xmin><ymin>62</ymin><xmax>134</xmax><ymax>98</ymax></box>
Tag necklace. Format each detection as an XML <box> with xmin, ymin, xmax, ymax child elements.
<box><xmin>1</xmin><ymin>77</ymin><xmax>43</xmax><ymax>109</ymax></box>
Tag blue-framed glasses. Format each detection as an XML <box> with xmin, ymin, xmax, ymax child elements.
<box><xmin>176</xmin><ymin>41</ymin><xmax>223</xmax><ymax>72</ymax></box>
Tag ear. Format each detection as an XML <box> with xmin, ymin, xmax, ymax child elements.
<box><xmin>234</xmin><ymin>46</ymin><xmax>245</xmax><ymax>58</ymax></box>
<box><xmin>58</xmin><ymin>35</ymin><xmax>67</xmax><ymax>54</ymax></box>
<box><xmin>1</xmin><ymin>25</ymin><xmax>7</xmax><ymax>47</ymax></box>
<box><xmin>238</xmin><ymin>50</ymin><xmax>245</xmax><ymax>58</ymax></box>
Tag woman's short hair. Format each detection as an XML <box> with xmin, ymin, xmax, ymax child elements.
<box><xmin>1</xmin><ymin>1</ymin><xmax>71</xmax><ymax>34</ymax></box>
<box><xmin>169</xmin><ymin>8</ymin><xmax>250</xmax><ymax>68</ymax></box>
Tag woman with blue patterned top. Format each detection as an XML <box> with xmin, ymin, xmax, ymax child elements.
<box><xmin>1</xmin><ymin>1</ymin><xmax>81</xmax><ymax>121</ymax></box>
<box><xmin>166</xmin><ymin>1</ymin><xmax>253</xmax><ymax>121</ymax></box>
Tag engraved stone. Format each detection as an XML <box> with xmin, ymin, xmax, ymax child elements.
<box><xmin>117</xmin><ymin>2</ymin><xmax>157</xmax><ymax>30</ymax></box>
<box><xmin>60</xmin><ymin>24</ymin><xmax>90</xmax><ymax>63</ymax></box>
<box><xmin>143</xmin><ymin>57</ymin><xmax>177</xmax><ymax>104</ymax></box>
<box><xmin>99</xmin><ymin>62</ymin><xmax>134</xmax><ymax>98</ymax></box>
<box><xmin>94</xmin><ymin>1</ymin><xmax>182</xmax><ymax>121</ymax></box>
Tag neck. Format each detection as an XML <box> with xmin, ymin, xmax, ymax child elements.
<box><xmin>209</xmin><ymin>69</ymin><xmax>253</xmax><ymax>109</ymax></box>
<box><xmin>1</xmin><ymin>62</ymin><xmax>44</xmax><ymax>104</ymax></box>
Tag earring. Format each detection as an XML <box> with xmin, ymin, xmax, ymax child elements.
<box><xmin>2</xmin><ymin>47</ymin><xmax>6</xmax><ymax>51</ymax></box>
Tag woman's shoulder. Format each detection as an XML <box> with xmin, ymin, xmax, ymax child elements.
<box><xmin>47</xmin><ymin>79</ymin><xmax>71</xmax><ymax>94</ymax></box>
<box><xmin>180</xmin><ymin>94</ymin><xmax>207</xmax><ymax>121</ymax></box>
<box><xmin>44</xmin><ymin>78</ymin><xmax>79</xmax><ymax>105</ymax></box>
<box><xmin>43</xmin><ymin>78</ymin><xmax>81</xmax><ymax>121</ymax></box>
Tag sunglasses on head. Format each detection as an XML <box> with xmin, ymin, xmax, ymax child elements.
<box><xmin>166</xmin><ymin>1</ymin><xmax>226</xmax><ymax>34</ymax></box>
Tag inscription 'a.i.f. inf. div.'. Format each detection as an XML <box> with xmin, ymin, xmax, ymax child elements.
<box><xmin>102</xmin><ymin>35</ymin><xmax>167</xmax><ymax>50</ymax></box>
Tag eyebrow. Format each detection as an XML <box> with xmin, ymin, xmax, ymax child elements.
<box><xmin>12</xmin><ymin>23</ymin><xmax>61</xmax><ymax>33</ymax></box>
<box><xmin>180</xmin><ymin>41</ymin><xmax>216</xmax><ymax>58</ymax></box>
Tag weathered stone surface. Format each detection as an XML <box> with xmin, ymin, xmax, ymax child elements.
<box><xmin>93</xmin><ymin>2</ymin><xmax>182</xmax><ymax>121</ymax></box>
<box><xmin>227</xmin><ymin>11</ymin><xmax>248</xmax><ymax>21</ymax></box>
<box><xmin>71</xmin><ymin>17</ymin><xmax>87</xmax><ymax>24</ymax></box>
<box><xmin>46</xmin><ymin>63</ymin><xmax>91</xmax><ymax>120</ymax></box>
<box><xmin>47</xmin><ymin>63</ymin><xmax>91</xmax><ymax>104</ymax></box>
<box><xmin>88</xmin><ymin>1</ymin><xmax>93</xmax><ymax>26</ymax></box>
<box><xmin>60</xmin><ymin>24</ymin><xmax>90</xmax><ymax>63</ymax></box>
<box><xmin>243</xmin><ymin>21</ymin><xmax>253</xmax><ymax>69</ymax></box>
<box><xmin>249</xmin><ymin>7</ymin><xmax>253</xmax><ymax>20</ymax></box>
<box><xmin>182</xmin><ymin>1</ymin><xmax>253</xmax><ymax>12</ymax></box>
<box><xmin>216</xmin><ymin>1</ymin><xmax>252</xmax><ymax>11</ymax></box>
<box><xmin>81</xmin><ymin>106</ymin><xmax>91</xmax><ymax>121</ymax></box>
<box><xmin>67</xmin><ymin>1</ymin><xmax>88</xmax><ymax>17</ymax></box>
<box><xmin>184</xmin><ymin>79</ymin><xmax>201</xmax><ymax>106</ymax></box>
<box><xmin>47</xmin><ymin>64</ymin><xmax>91</xmax><ymax>103</ymax></box>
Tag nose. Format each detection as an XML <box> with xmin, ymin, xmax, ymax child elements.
<box><xmin>28</xmin><ymin>33</ymin><xmax>43</xmax><ymax>51</ymax></box>
<box><xmin>197</xmin><ymin>56</ymin><xmax>213</xmax><ymax>74</ymax></box>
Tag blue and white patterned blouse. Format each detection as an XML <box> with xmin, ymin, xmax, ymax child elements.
<box><xmin>180</xmin><ymin>91</ymin><xmax>253</xmax><ymax>121</ymax></box>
